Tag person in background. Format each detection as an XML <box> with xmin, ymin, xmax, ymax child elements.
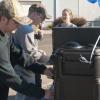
<box><xmin>12</xmin><ymin>4</ymin><xmax>53</xmax><ymax>100</ymax></box>
<box><xmin>0</xmin><ymin>0</ymin><xmax>53</xmax><ymax>100</ymax></box>
<box><xmin>53</xmin><ymin>8</ymin><xmax>77</xmax><ymax>27</ymax></box>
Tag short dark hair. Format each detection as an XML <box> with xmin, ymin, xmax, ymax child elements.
<box><xmin>28</xmin><ymin>4</ymin><xmax>51</xmax><ymax>19</ymax></box>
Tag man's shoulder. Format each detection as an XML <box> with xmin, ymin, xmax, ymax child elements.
<box><xmin>16</xmin><ymin>24</ymin><xmax>34</xmax><ymax>34</ymax></box>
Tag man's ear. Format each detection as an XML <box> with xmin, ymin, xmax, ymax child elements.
<box><xmin>1</xmin><ymin>16</ymin><xmax>8</xmax><ymax>23</ymax></box>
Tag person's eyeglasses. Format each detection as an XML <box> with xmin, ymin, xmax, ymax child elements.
<box><xmin>40</xmin><ymin>15</ymin><xmax>45</xmax><ymax>22</ymax></box>
<box><xmin>37</xmin><ymin>13</ymin><xmax>45</xmax><ymax>22</ymax></box>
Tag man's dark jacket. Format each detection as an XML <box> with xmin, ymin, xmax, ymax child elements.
<box><xmin>0</xmin><ymin>31</ymin><xmax>46</xmax><ymax>99</ymax></box>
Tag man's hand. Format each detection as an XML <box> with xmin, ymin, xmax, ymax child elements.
<box><xmin>39</xmin><ymin>50</ymin><xmax>46</xmax><ymax>56</ymax></box>
<box><xmin>44</xmin><ymin>89</ymin><xmax>54</xmax><ymax>100</ymax></box>
<box><xmin>34</xmin><ymin>30</ymin><xmax>43</xmax><ymax>40</ymax></box>
<box><xmin>44</xmin><ymin>68</ymin><xmax>54</xmax><ymax>79</ymax></box>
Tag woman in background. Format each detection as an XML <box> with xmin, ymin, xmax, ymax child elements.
<box><xmin>53</xmin><ymin>8</ymin><xmax>77</xmax><ymax>27</ymax></box>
